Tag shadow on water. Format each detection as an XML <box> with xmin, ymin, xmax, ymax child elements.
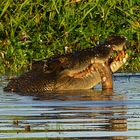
<box><xmin>0</xmin><ymin>74</ymin><xmax>140</xmax><ymax>139</ymax></box>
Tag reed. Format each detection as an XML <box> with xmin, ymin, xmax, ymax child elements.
<box><xmin>0</xmin><ymin>0</ymin><xmax>139</xmax><ymax>75</ymax></box>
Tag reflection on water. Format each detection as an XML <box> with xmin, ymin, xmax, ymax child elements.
<box><xmin>0</xmin><ymin>74</ymin><xmax>140</xmax><ymax>139</ymax></box>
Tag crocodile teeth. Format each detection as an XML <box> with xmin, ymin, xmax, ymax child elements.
<box><xmin>123</xmin><ymin>54</ymin><xmax>128</xmax><ymax>63</ymax></box>
<box><xmin>102</xmin><ymin>63</ymin><xmax>105</xmax><ymax>66</ymax></box>
<box><xmin>123</xmin><ymin>58</ymin><xmax>126</xmax><ymax>63</ymax></box>
<box><xmin>90</xmin><ymin>66</ymin><xmax>95</xmax><ymax>71</ymax></box>
<box><xmin>102</xmin><ymin>77</ymin><xmax>106</xmax><ymax>82</ymax></box>
<box><xmin>113</xmin><ymin>63</ymin><xmax>116</xmax><ymax>68</ymax></box>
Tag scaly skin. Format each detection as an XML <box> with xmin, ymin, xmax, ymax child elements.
<box><xmin>4</xmin><ymin>35</ymin><xmax>128</xmax><ymax>93</ymax></box>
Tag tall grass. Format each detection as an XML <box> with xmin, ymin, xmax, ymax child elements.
<box><xmin>0</xmin><ymin>0</ymin><xmax>139</xmax><ymax>75</ymax></box>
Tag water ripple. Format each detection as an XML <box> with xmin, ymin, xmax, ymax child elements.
<box><xmin>0</xmin><ymin>74</ymin><xmax>140</xmax><ymax>139</ymax></box>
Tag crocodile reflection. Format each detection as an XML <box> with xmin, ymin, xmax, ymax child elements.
<box><xmin>29</xmin><ymin>90</ymin><xmax>128</xmax><ymax>140</ymax></box>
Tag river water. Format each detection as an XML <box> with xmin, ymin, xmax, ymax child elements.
<box><xmin>0</xmin><ymin>73</ymin><xmax>140</xmax><ymax>139</ymax></box>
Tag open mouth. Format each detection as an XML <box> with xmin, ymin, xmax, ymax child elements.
<box><xmin>109</xmin><ymin>48</ymin><xmax>128</xmax><ymax>73</ymax></box>
<box><xmin>109</xmin><ymin>43</ymin><xmax>127</xmax><ymax>63</ymax></box>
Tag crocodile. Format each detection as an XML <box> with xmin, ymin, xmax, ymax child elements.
<box><xmin>4</xmin><ymin>35</ymin><xmax>128</xmax><ymax>93</ymax></box>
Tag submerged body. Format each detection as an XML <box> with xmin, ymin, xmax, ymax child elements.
<box><xmin>4</xmin><ymin>35</ymin><xmax>128</xmax><ymax>93</ymax></box>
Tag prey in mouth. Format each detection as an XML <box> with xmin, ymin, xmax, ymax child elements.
<box><xmin>107</xmin><ymin>35</ymin><xmax>128</xmax><ymax>73</ymax></box>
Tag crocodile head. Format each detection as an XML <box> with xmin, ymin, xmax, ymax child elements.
<box><xmin>105</xmin><ymin>35</ymin><xmax>128</xmax><ymax>72</ymax></box>
<box><xmin>90</xmin><ymin>35</ymin><xmax>127</xmax><ymax>64</ymax></box>
<box><xmin>106</xmin><ymin>35</ymin><xmax>127</xmax><ymax>50</ymax></box>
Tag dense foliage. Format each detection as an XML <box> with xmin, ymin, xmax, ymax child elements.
<box><xmin>0</xmin><ymin>0</ymin><xmax>140</xmax><ymax>75</ymax></box>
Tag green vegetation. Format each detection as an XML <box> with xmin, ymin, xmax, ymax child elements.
<box><xmin>0</xmin><ymin>138</ymin><xmax>72</xmax><ymax>140</ymax></box>
<box><xmin>0</xmin><ymin>138</ymin><xmax>49</xmax><ymax>140</ymax></box>
<box><xmin>0</xmin><ymin>138</ymin><xmax>58</xmax><ymax>140</ymax></box>
<box><xmin>0</xmin><ymin>0</ymin><xmax>140</xmax><ymax>75</ymax></box>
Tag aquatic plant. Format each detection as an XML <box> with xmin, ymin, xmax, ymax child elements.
<box><xmin>0</xmin><ymin>0</ymin><xmax>139</xmax><ymax>75</ymax></box>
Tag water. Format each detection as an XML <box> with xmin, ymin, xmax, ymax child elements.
<box><xmin>0</xmin><ymin>73</ymin><xmax>140</xmax><ymax>139</ymax></box>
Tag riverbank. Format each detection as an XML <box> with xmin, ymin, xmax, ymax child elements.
<box><xmin>0</xmin><ymin>0</ymin><xmax>139</xmax><ymax>75</ymax></box>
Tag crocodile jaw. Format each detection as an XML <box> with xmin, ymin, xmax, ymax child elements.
<box><xmin>110</xmin><ymin>53</ymin><xmax>128</xmax><ymax>73</ymax></box>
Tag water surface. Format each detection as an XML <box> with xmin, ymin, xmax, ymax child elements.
<box><xmin>0</xmin><ymin>73</ymin><xmax>140</xmax><ymax>139</ymax></box>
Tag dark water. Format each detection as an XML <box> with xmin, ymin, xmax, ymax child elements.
<box><xmin>0</xmin><ymin>73</ymin><xmax>140</xmax><ymax>139</ymax></box>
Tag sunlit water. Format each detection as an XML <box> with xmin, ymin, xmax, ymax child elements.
<box><xmin>0</xmin><ymin>73</ymin><xmax>140</xmax><ymax>139</ymax></box>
